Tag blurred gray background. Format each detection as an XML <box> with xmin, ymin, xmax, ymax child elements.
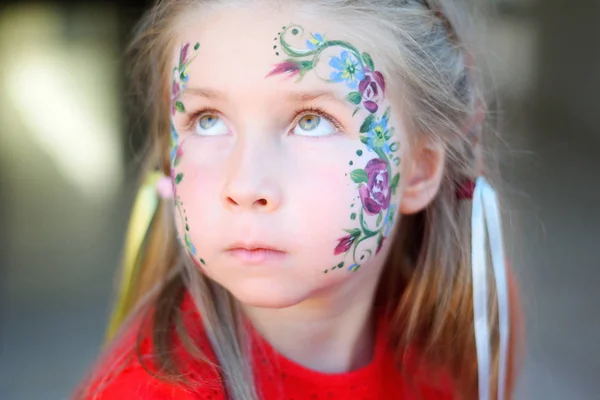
<box><xmin>0</xmin><ymin>0</ymin><xmax>598</xmax><ymax>399</ymax></box>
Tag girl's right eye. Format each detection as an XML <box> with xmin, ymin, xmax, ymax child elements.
<box><xmin>194</xmin><ymin>113</ymin><xmax>229</xmax><ymax>136</ymax></box>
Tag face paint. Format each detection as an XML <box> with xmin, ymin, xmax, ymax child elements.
<box><xmin>267</xmin><ymin>25</ymin><xmax>401</xmax><ymax>273</ymax></box>
<box><xmin>170</xmin><ymin>42</ymin><xmax>207</xmax><ymax>269</ymax></box>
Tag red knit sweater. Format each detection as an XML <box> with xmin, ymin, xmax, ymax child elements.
<box><xmin>83</xmin><ymin>293</ymin><xmax>454</xmax><ymax>399</ymax></box>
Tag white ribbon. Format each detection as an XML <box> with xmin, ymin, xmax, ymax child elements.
<box><xmin>471</xmin><ymin>177</ymin><xmax>510</xmax><ymax>400</ymax></box>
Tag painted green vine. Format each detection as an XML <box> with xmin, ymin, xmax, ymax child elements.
<box><xmin>170</xmin><ymin>41</ymin><xmax>207</xmax><ymax>268</ymax></box>
<box><xmin>268</xmin><ymin>25</ymin><xmax>401</xmax><ymax>273</ymax></box>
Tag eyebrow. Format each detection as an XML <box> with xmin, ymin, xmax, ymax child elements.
<box><xmin>182</xmin><ymin>87</ymin><xmax>349</xmax><ymax>107</ymax></box>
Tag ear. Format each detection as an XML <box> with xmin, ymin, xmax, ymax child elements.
<box><xmin>400</xmin><ymin>138</ymin><xmax>446</xmax><ymax>215</ymax></box>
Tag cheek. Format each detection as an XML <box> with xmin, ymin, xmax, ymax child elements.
<box><xmin>170</xmin><ymin>136</ymin><xmax>225</xmax><ymax>260</ymax></box>
<box><xmin>284</xmin><ymin>138</ymin><xmax>398</xmax><ymax>271</ymax></box>
<box><xmin>287</xmin><ymin>144</ymin><xmax>357</xmax><ymax>233</ymax></box>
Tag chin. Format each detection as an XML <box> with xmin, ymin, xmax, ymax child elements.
<box><xmin>227</xmin><ymin>279</ymin><xmax>311</xmax><ymax>309</ymax></box>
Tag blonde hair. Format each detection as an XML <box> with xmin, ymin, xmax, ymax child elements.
<box><xmin>81</xmin><ymin>0</ymin><xmax>514</xmax><ymax>399</ymax></box>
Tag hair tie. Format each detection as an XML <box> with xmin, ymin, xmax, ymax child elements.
<box><xmin>456</xmin><ymin>179</ymin><xmax>476</xmax><ymax>200</ymax></box>
<box><xmin>156</xmin><ymin>175</ymin><xmax>174</xmax><ymax>199</ymax></box>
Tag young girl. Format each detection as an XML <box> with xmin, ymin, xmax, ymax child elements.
<box><xmin>77</xmin><ymin>0</ymin><xmax>523</xmax><ymax>399</ymax></box>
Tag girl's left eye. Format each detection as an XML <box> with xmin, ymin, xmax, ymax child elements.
<box><xmin>292</xmin><ymin>112</ymin><xmax>338</xmax><ymax>137</ymax></box>
<box><xmin>194</xmin><ymin>113</ymin><xmax>229</xmax><ymax>136</ymax></box>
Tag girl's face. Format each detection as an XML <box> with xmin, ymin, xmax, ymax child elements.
<box><xmin>169</xmin><ymin>5</ymin><xmax>409</xmax><ymax>307</ymax></box>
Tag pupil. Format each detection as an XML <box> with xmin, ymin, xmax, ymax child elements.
<box><xmin>301</xmin><ymin>115</ymin><xmax>320</xmax><ymax>130</ymax></box>
<box><xmin>201</xmin><ymin>115</ymin><xmax>216</xmax><ymax>129</ymax></box>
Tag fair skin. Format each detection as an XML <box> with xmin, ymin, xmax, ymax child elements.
<box><xmin>169</xmin><ymin>4</ymin><xmax>444</xmax><ymax>373</ymax></box>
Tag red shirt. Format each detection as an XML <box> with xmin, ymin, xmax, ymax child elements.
<box><xmin>83</xmin><ymin>293</ymin><xmax>454</xmax><ymax>399</ymax></box>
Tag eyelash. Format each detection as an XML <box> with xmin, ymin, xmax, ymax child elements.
<box><xmin>184</xmin><ymin>107</ymin><xmax>221</xmax><ymax>131</ymax></box>
<box><xmin>183</xmin><ymin>106</ymin><xmax>344</xmax><ymax>135</ymax></box>
<box><xmin>291</xmin><ymin>106</ymin><xmax>344</xmax><ymax>136</ymax></box>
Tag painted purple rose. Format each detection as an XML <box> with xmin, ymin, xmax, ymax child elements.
<box><xmin>358</xmin><ymin>69</ymin><xmax>386</xmax><ymax>113</ymax></box>
<box><xmin>179</xmin><ymin>43</ymin><xmax>190</xmax><ymax>66</ymax></box>
<box><xmin>359</xmin><ymin>158</ymin><xmax>390</xmax><ymax>215</ymax></box>
<box><xmin>334</xmin><ymin>234</ymin><xmax>356</xmax><ymax>255</ymax></box>
<box><xmin>266</xmin><ymin>61</ymin><xmax>301</xmax><ymax>78</ymax></box>
<box><xmin>171</xmin><ymin>81</ymin><xmax>181</xmax><ymax>115</ymax></box>
<box><xmin>376</xmin><ymin>235</ymin><xmax>385</xmax><ymax>255</ymax></box>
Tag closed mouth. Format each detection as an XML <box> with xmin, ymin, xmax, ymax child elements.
<box><xmin>225</xmin><ymin>243</ymin><xmax>287</xmax><ymax>264</ymax></box>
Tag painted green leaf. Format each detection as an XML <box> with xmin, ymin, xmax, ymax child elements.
<box><xmin>390</xmin><ymin>173</ymin><xmax>400</xmax><ymax>195</ymax></box>
<box><xmin>390</xmin><ymin>142</ymin><xmax>399</xmax><ymax>152</ymax></box>
<box><xmin>362</xmin><ymin>52</ymin><xmax>375</xmax><ymax>71</ymax></box>
<box><xmin>360</xmin><ymin>114</ymin><xmax>375</xmax><ymax>133</ymax></box>
<box><xmin>299</xmin><ymin>60</ymin><xmax>313</xmax><ymax>71</ymax></box>
<box><xmin>174</xmin><ymin>156</ymin><xmax>182</xmax><ymax>167</ymax></box>
<box><xmin>352</xmin><ymin>108</ymin><xmax>360</xmax><ymax>117</ymax></box>
<box><xmin>350</xmin><ymin>169</ymin><xmax>368</xmax><ymax>184</ymax></box>
<box><xmin>337</xmin><ymin>262</ymin><xmax>344</xmax><ymax>269</ymax></box>
<box><xmin>383</xmin><ymin>107</ymin><xmax>390</xmax><ymax>121</ymax></box>
<box><xmin>359</xmin><ymin>136</ymin><xmax>369</xmax><ymax>145</ymax></box>
<box><xmin>175</xmin><ymin>173</ymin><xmax>184</xmax><ymax>184</ymax></box>
<box><xmin>347</xmin><ymin>91</ymin><xmax>362</xmax><ymax>105</ymax></box>
<box><xmin>344</xmin><ymin>228</ymin><xmax>361</xmax><ymax>237</ymax></box>
<box><xmin>391</xmin><ymin>173</ymin><xmax>400</xmax><ymax>189</ymax></box>
<box><xmin>376</xmin><ymin>212</ymin><xmax>383</xmax><ymax>226</ymax></box>
<box><xmin>194</xmin><ymin>42</ymin><xmax>200</xmax><ymax>50</ymax></box>
<box><xmin>175</xmin><ymin>101</ymin><xmax>185</xmax><ymax>113</ymax></box>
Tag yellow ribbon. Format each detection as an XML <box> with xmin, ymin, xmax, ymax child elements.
<box><xmin>105</xmin><ymin>171</ymin><xmax>162</xmax><ymax>342</ymax></box>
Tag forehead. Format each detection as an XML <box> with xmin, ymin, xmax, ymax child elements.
<box><xmin>173</xmin><ymin>4</ymin><xmax>374</xmax><ymax>100</ymax></box>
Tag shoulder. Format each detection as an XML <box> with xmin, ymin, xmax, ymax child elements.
<box><xmin>84</xmin><ymin>360</ymin><xmax>200</xmax><ymax>400</ymax></box>
<box><xmin>76</xmin><ymin>297</ymin><xmax>224</xmax><ymax>400</ymax></box>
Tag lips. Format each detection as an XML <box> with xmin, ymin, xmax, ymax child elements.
<box><xmin>225</xmin><ymin>242</ymin><xmax>287</xmax><ymax>264</ymax></box>
<box><xmin>226</xmin><ymin>241</ymin><xmax>285</xmax><ymax>252</ymax></box>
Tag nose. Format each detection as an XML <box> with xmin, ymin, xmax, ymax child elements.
<box><xmin>221</xmin><ymin>140</ymin><xmax>282</xmax><ymax>213</ymax></box>
<box><xmin>223</xmin><ymin>181</ymin><xmax>281</xmax><ymax>212</ymax></box>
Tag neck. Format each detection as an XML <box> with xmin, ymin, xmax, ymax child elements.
<box><xmin>242</xmin><ymin>272</ymin><xmax>381</xmax><ymax>373</ymax></box>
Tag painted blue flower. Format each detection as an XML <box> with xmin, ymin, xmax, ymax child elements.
<box><xmin>170</xmin><ymin>147</ymin><xmax>178</xmax><ymax>165</ymax></box>
<box><xmin>306</xmin><ymin>33</ymin><xmax>324</xmax><ymax>50</ymax></box>
<box><xmin>365</xmin><ymin>114</ymin><xmax>390</xmax><ymax>151</ymax></box>
<box><xmin>329</xmin><ymin>51</ymin><xmax>365</xmax><ymax>89</ymax></box>
<box><xmin>170</xmin><ymin>123</ymin><xmax>179</xmax><ymax>163</ymax></box>
<box><xmin>348</xmin><ymin>263</ymin><xmax>360</xmax><ymax>272</ymax></box>
<box><xmin>383</xmin><ymin>205</ymin><xmax>396</xmax><ymax>237</ymax></box>
<box><xmin>185</xmin><ymin>233</ymin><xmax>197</xmax><ymax>256</ymax></box>
<box><xmin>180</xmin><ymin>66</ymin><xmax>190</xmax><ymax>83</ymax></box>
